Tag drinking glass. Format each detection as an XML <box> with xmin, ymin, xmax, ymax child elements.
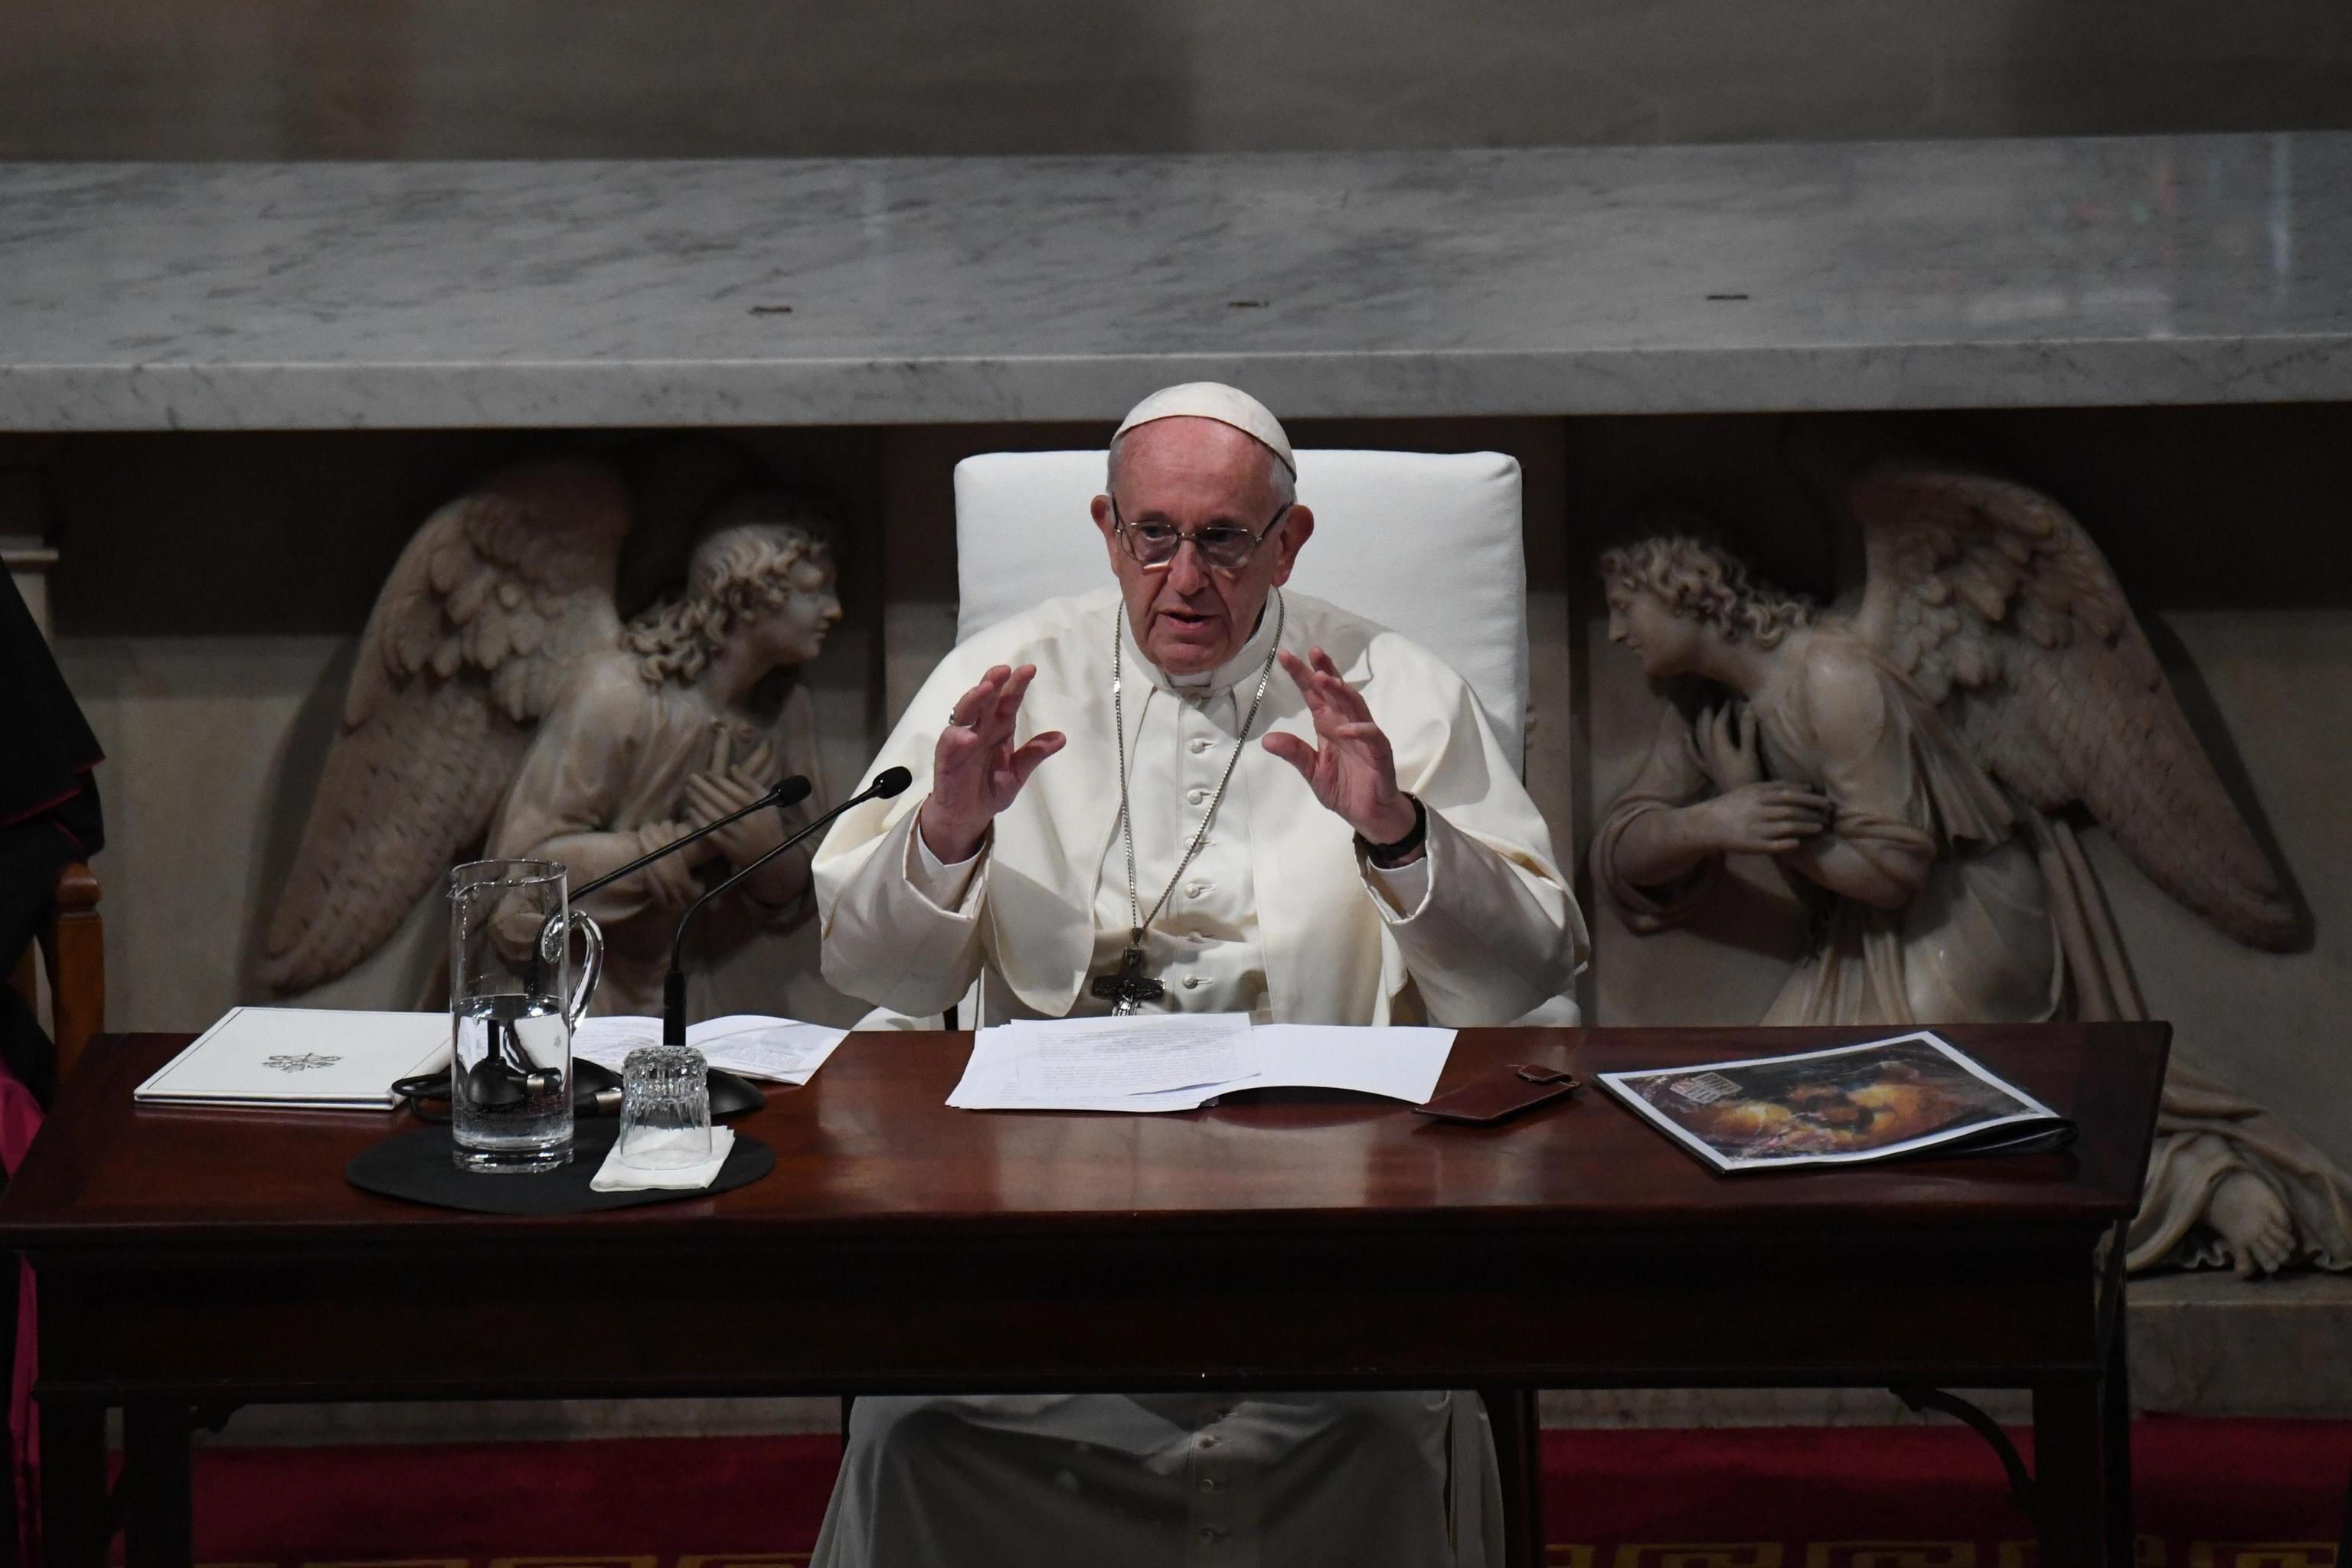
<box><xmin>447</xmin><ymin>858</ymin><xmax>603</xmax><ymax>1173</ymax></box>
<box><xmin>614</xmin><ymin>1044</ymin><xmax>714</xmax><ymax>1170</ymax></box>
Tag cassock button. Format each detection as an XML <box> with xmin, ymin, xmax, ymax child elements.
<box><xmin>1189</xmin><ymin>737</ymin><xmax>1212</xmax><ymax>753</ymax></box>
<box><xmin>1187</xmin><ymin>787</ymin><xmax>1208</xmax><ymax>805</ymax></box>
<box><xmin>1183</xmin><ymin>975</ymin><xmax>1202</xmax><ymax>989</ymax></box>
<box><xmin>1186</xmin><ymin>882</ymin><xmax>1208</xmax><ymax>898</ymax></box>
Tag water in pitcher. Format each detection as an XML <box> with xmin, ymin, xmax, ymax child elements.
<box><xmin>452</xmin><ymin>992</ymin><xmax>573</xmax><ymax>1172</ymax></box>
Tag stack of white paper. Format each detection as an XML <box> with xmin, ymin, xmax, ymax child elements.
<box><xmin>949</xmin><ymin>1013</ymin><xmax>1256</xmax><ymax>1111</ymax></box>
<box><xmin>573</xmin><ymin>1013</ymin><xmax>848</xmax><ymax>1086</ymax></box>
<box><xmin>135</xmin><ymin>1007</ymin><xmax>453</xmax><ymax>1111</ymax></box>
<box><xmin>1249</xmin><ymin>1024</ymin><xmax>1460</xmax><ymax>1102</ymax></box>
<box><xmin>946</xmin><ymin>1015</ymin><xmax>1456</xmax><ymax>1112</ymax></box>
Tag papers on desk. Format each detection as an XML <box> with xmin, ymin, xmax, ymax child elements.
<box><xmin>946</xmin><ymin>1014</ymin><xmax>1457</xmax><ymax>1112</ymax></box>
<box><xmin>950</xmin><ymin>1013</ymin><xmax>1253</xmax><ymax>1111</ymax></box>
<box><xmin>1252</xmin><ymin>1024</ymin><xmax>1462</xmax><ymax>1102</ymax></box>
<box><xmin>134</xmin><ymin>1007</ymin><xmax>451</xmax><ymax>1110</ymax></box>
<box><xmin>572</xmin><ymin>1014</ymin><xmax>848</xmax><ymax>1085</ymax></box>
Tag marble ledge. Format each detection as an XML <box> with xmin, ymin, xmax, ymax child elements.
<box><xmin>4</xmin><ymin>134</ymin><xmax>2350</xmax><ymax>433</ymax></box>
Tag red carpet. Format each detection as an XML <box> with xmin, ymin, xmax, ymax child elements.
<box><xmin>178</xmin><ymin>1418</ymin><xmax>2348</xmax><ymax>1566</ymax></box>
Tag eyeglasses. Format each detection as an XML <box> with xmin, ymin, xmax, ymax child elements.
<box><xmin>1111</xmin><ymin>496</ymin><xmax>1293</xmax><ymax>573</ymax></box>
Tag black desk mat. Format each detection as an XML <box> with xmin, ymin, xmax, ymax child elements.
<box><xmin>347</xmin><ymin>1119</ymin><xmax>773</xmax><ymax>1214</ymax></box>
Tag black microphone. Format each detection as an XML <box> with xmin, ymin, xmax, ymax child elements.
<box><xmin>570</xmin><ymin>773</ymin><xmax>813</xmax><ymax>903</ymax></box>
<box><xmin>661</xmin><ymin>766</ymin><xmax>914</xmax><ymax>1047</ymax></box>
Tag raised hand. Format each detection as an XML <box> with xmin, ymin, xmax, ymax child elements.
<box><xmin>683</xmin><ymin>766</ymin><xmax>787</xmax><ymax>871</ymax></box>
<box><xmin>1694</xmin><ymin>781</ymin><xmax>1833</xmax><ymax>855</ymax></box>
<box><xmin>724</xmin><ymin>737</ymin><xmax>781</xmax><ymax>798</ymax></box>
<box><xmin>1262</xmin><ymin>647</ymin><xmax>1419</xmax><ymax>848</ymax></box>
<box><xmin>678</xmin><ymin>730</ymin><xmax>789</xmax><ymax>867</ymax></box>
<box><xmin>1693</xmin><ymin>701</ymin><xmax>1766</xmax><ymax>792</ymax></box>
<box><xmin>918</xmin><ymin>663</ymin><xmax>1067</xmax><ymax>863</ymax></box>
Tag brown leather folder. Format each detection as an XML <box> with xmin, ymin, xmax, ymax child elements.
<box><xmin>1413</xmin><ymin>1063</ymin><xmax>1582</xmax><ymax>1125</ymax></box>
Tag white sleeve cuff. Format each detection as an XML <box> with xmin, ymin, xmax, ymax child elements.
<box><xmin>1365</xmin><ymin>851</ymin><xmax>1433</xmax><ymax>923</ymax></box>
<box><xmin>907</xmin><ymin>818</ymin><xmax>988</xmax><ymax>913</ymax></box>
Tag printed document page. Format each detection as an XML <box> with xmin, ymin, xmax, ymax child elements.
<box><xmin>573</xmin><ymin>1014</ymin><xmax>848</xmax><ymax>1085</ymax></box>
<box><xmin>1250</xmin><ymin>1024</ymin><xmax>1457</xmax><ymax>1103</ymax></box>
<box><xmin>949</xmin><ymin>1013</ymin><xmax>1257</xmax><ymax>1111</ymax></box>
<box><xmin>946</xmin><ymin>1018</ymin><xmax>1457</xmax><ymax>1112</ymax></box>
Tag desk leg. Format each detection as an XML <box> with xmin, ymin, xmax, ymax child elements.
<box><xmin>2104</xmin><ymin>1304</ymin><xmax>2134</xmax><ymax>1564</ymax></box>
<box><xmin>36</xmin><ymin>1398</ymin><xmax>109</xmax><ymax>1568</ymax></box>
<box><xmin>120</xmin><ymin>1403</ymin><xmax>195</xmax><ymax>1568</ymax></box>
<box><xmin>2034</xmin><ymin>1381</ymin><xmax>2109</xmax><ymax>1568</ymax></box>
<box><xmin>1480</xmin><ymin>1387</ymin><xmax>1544</xmax><ymax>1568</ymax></box>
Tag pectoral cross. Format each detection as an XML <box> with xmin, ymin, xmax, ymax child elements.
<box><xmin>1089</xmin><ymin>942</ymin><xmax>1164</xmax><ymax>1016</ymax></box>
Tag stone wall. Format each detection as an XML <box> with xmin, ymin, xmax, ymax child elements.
<box><xmin>3</xmin><ymin>0</ymin><xmax>2350</xmax><ymax>160</ymax></box>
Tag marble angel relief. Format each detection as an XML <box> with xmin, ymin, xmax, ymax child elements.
<box><xmin>1593</xmin><ymin>454</ymin><xmax>2352</xmax><ymax>1277</ymax></box>
<box><xmin>260</xmin><ymin>457</ymin><xmax>841</xmax><ymax>1015</ymax></box>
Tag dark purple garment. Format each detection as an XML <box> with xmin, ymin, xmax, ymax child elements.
<box><xmin>1</xmin><ymin>570</ymin><xmax>103</xmax><ymax>1106</ymax></box>
<box><xmin>0</xmin><ymin>570</ymin><xmax>101</xmax><ymax>835</ymax></box>
<box><xmin>0</xmin><ymin>570</ymin><xmax>93</xmax><ymax>1557</ymax></box>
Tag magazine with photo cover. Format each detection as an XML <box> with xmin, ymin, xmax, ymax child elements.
<box><xmin>1596</xmin><ymin>1030</ymin><xmax>2074</xmax><ymax>1174</ymax></box>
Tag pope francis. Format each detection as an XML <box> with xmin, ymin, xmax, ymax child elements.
<box><xmin>809</xmin><ymin>383</ymin><xmax>1588</xmax><ymax>1567</ymax></box>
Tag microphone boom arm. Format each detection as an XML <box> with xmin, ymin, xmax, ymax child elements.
<box><xmin>570</xmin><ymin>775</ymin><xmax>812</xmax><ymax>904</ymax></box>
<box><xmin>661</xmin><ymin>766</ymin><xmax>913</xmax><ymax>1046</ymax></box>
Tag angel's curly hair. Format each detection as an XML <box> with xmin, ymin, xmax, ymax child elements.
<box><xmin>627</xmin><ymin>493</ymin><xmax>834</xmax><ymax>685</ymax></box>
<box><xmin>1598</xmin><ymin>531</ymin><xmax>1815</xmax><ymax>650</ymax></box>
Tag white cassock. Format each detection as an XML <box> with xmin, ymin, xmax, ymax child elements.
<box><xmin>811</xmin><ymin>586</ymin><xmax>1587</xmax><ymax>1568</ymax></box>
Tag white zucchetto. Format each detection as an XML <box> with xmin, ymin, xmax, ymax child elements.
<box><xmin>1112</xmin><ymin>382</ymin><xmax>1295</xmax><ymax>475</ymax></box>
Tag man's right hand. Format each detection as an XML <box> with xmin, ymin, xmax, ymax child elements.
<box><xmin>917</xmin><ymin>663</ymin><xmax>1067</xmax><ymax>864</ymax></box>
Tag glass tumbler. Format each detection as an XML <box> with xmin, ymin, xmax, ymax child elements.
<box><xmin>615</xmin><ymin>1044</ymin><xmax>714</xmax><ymax>1170</ymax></box>
<box><xmin>448</xmin><ymin>858</ymin><xmax>603</xmax><ymax>1174</ymax></box>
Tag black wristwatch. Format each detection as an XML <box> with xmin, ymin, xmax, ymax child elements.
<box><xmin>1357</xmin><ymin>795</ymin><xmax>1429</xmax><ymax>869</ymax></box>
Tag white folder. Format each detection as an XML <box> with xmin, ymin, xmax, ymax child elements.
<box><xmin>134</xmin><ymin>1007</ymin><xmax>453</xmax><ymax>1111</ymax></box>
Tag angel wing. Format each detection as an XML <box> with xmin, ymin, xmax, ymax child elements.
<box><xmin>258</xmin><ymin>459</ymin><xmax>635</xmax><ymax>991</ymax></box>
<box><xmin>1847</xmin><ymin>456</ymin><xmax>2295</xmax><ymax>949</ymax></box>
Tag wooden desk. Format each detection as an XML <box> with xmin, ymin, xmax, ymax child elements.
<box><xmin>1</xmin><ymin>1023</ymin><xmax>2167</xmax><ymax>1568</ymax></box>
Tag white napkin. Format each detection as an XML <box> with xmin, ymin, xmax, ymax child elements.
<box><xmin>589</xmin><ymin>1126</ymin><xmax>736</xmax><ymax>1192</ymax></box>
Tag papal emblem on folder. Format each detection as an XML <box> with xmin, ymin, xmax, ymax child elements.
<box><xmin>261</xmin><ymin>1053</ymin><xmax>342</xmax><ymax>1073</ymax></box>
